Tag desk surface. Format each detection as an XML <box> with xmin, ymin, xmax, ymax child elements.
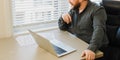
<box><xmin>0</xmin><ymin>28</ymin><xmax>103</xmax><ymax>60</ymax></box>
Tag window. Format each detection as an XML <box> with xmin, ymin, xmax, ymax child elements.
<box><xmin>12</xmin><ymin>0</ymin><xmax>70</xmax><ymax>35</ymax></box>
<box><xmin>12</xmin><ymin>0</ymin><xmax>101</xmax><ymax>35</ymax></box>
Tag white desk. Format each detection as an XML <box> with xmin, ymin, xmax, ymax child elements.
<box><xmin>0</xmin><ymin>28</ymin><xmax>103</xmax><ymax>60</ymax></box>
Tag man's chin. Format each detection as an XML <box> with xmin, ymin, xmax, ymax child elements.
<box><xmin>73</xmin><ymin>3</ymin><xmax>80</xmax><ymax>10</ymax></box>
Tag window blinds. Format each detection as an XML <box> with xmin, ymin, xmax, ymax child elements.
<box><xmin>12</xmin><ymin>0</ymin><xmax>69</xmax><ymax>26</ymax></box>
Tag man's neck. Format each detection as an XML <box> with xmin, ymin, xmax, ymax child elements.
<box><xmin>79</xmin><ymin>1</ymin><xmax>88</xmax><ymax>13</ymax></box>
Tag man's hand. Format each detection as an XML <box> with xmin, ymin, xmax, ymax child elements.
<box><xmin>62</xmin><ymin>13</ymin><xmax>72</xmax><ymax>24</ymax></box>
<box><xmin>81</xmin><ymin>49</ymin><xmax>95</xmax><ymax>60</ymax></box>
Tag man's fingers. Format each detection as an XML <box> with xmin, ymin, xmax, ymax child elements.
<box><xmin>80</xmin><ymin>51</ymin><xmax>86</xmax><ymax>60</ymax></box>
<box><xmin>62</xmin><ymin>13</ymin><xmax>71</xmax><ymax>24</ymax></box>
<box><xmin>65</xmin><ymin>13</ymin><xmax>71</xmax><ymax>24</ymax></box>
<box><xmin>67</xmin><ymin>13</ymin><xmax>72</xmax><ymax>22</ymax></box>
<box><xmin>81</xmin><ymin>51</ymin><xmax>85</xmax><ymax>57</ymax></box>
<box><xmin>91</xmin><ymin>54</ymin><xmax>95</xmax><ymax>60</ymax></box>
<box><xmin>87</xmin><ymin>53</ymin><xmax>95</xmax><ymax>60</ymax></box>
<box><xmin>62</xmin><ymin>15</ymin><xmax>65</xmax><ymax>22</ymax></box>
<box><xmin>62</xmin><ymin>15</ymin><xmax>68</xmax><ymax>24</ymax></box>
<box><xmin>90</xmin><ymin>51</ymin><xmax>95</xmax><ymax>60</ymax></box>
<box><xmin>64</xmin><ymin>15</ymin><xmax>68</xmax><ymax>24</ymax></box>
<box><xmin>86</xmin><ymin>53</ymin><xmax>89</xmax><ymax>60</ymax></box>
<box><xmin>89</xmin><ymin>55</ymin><xmax>91</xmax><ymax>60</ymax></box>
<box><xmin>81</xmin><ymin>50</ymin><xmax>95</xmax><ymax>60</ymax></box>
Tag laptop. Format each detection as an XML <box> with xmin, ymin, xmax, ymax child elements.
<box><xmin>28</xmin><ymin>30</ymin><xmax>76</xmax><ymax>57</ymax></box>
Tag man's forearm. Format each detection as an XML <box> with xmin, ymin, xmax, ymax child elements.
<box><xmin>88</xmin><ymin>26</ymin><xmax>105</xmax><ymax>52</ymax></box>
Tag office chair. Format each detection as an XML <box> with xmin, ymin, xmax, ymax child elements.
<box><xmin>101</xmin><ymin>0</ymin><xmax>120</xmax><ymax>60</ymax></box>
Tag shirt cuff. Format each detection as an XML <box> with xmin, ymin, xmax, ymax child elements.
<box><xmin>87</xmin><ymin>44</ymin><xmax>98</xmax><ymax>52</ymax></box>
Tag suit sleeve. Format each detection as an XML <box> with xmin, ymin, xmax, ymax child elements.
<box><xmin>87</xmin><ymin>7</ymin><xmax>107</xmax><ymax>52</ymax></box>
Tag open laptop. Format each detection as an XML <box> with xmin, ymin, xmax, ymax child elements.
<box><xmin>28</xmin><ymin>30</ymin><xmax>76</xmax><ymax>57</ymax></box>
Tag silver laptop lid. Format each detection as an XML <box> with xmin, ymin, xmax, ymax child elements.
<box><xmin>29</xmin><ymin>30</ymin><xmax>76</xmax><ymax>57</ymax></box>
<box><xmin>28</xmin><ymin>30</ymin><xmax>57</xmax><ymax>56</ymax></box>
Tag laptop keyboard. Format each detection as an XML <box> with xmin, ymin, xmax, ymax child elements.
<box><xmin>52</xmin><ymin>44</ymin><xmax>67</xmax><ymax>55</ymax></box>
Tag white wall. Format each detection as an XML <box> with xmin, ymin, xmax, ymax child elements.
<box><xmin>0</xmin><ymin>0</ymin><xmax>13</xmax><ymax>38</ymax></box>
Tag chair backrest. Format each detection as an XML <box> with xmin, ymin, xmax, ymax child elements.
<box><xmin>101</xmin><ymin>0</ymin><xmax>120</xmax><ymax>47</ymax></box>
